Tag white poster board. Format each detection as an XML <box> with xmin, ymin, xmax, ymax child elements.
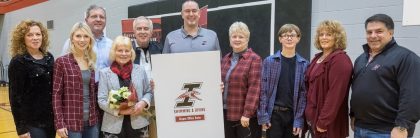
<box><xmin>151</xmin><ymin>51</ymin><xmax>224</xmax><ymax>138</ymax></box>
<box><xmin>403</xmin><ymin>0</ymin><xmax>420</xmax><ymax>26</ymax></box>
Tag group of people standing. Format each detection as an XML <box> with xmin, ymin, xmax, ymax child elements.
<box><xmin>7</xmin><ymin>0</ymin><xmax>420</xmax><ymax>138</ymax></box>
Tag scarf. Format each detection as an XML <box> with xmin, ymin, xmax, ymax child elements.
<box><xmin>111</xmin><ymin>61</ymin><xmax>133</xmax><ymax>80</ymax></box>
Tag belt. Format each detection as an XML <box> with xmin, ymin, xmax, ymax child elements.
<box><xmin>273</xmin><ymin>105</ymin><xmax>290</xmax><ymax>112</ymax></box>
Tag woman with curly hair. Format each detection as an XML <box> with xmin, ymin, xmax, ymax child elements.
<box><xmin>52</xmin><ymin>22</ymin><xmax>100</xmax><ymax>138</ymax></box>
<box><xmin>304</xmin><ymin>20</ymin><xmax>353</xmax><ymax>138</ymax></box>
<box><xmin>8</xmin><ymin>20</ymin><xmax>55</xmax><ymax>138</ymax></box>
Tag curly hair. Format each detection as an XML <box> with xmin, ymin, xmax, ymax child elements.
<box><xmin>314</xmin><ymin>20</ymin><xmax>347</xmax><ymax>50</ymax></box>
<box><xmin>69</xmin><ymin>22</ymin><xmax>97</xmax><ymax>70</ymax></box>
<box><xmin>9</xmin><ymin>20</ymin><xmax>49</xmax><ymax>57</ymax></box>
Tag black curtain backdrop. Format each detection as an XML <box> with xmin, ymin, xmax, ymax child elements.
<box><xmin>128</xmin><ymin>0</ymin><xmax>311</xmax><ymax>59</ymax></box>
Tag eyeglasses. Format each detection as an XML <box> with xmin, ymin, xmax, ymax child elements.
<box><xmin>281</xmin><ymin>34</ymin><xmax>298</xmax><ymax>39</ymax></box>
<box><xmin>232</xmin><ymin>123</ymin><xmax>251</xmax><ymax>138</ymax></box>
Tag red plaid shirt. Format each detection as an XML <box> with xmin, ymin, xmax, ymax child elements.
<box><xmin>221</xmin><ymin>48</ymin><xmax>262</xmax><ymax>121</ymax></box>
<box><xmin>52</xmin><ymin>54</ymin><xmax>99</xmax><ymax>131</ymax></box>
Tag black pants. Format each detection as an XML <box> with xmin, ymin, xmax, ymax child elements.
<box><xmin>103</xmin><ymin>115</ymin><xmax>149</xmax><ymax>138</ymax></box>
<box><xmin>268</xmin><ymin>108</ymin><xmax>298</xmax><ymax>138</ymax></box>
<box><xmin>224</xmin><ymin>110</ymin><xmax>261</xmax><ymax>138</ymax></box>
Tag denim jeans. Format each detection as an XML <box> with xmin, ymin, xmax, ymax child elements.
<box><xmin>27</xmin><ymin>126</ymin><xmax>55</xmax><ymax>138</ymax></box>
<box><xmin>354</xmin><ymin>127</ymin><xmax>412</xmax><ymax>138</ymax></box>
<box><xmin>354</xmin><ymin>127</ymin><xmax>389</xmax><ymax>138</ymax></box>
<box><xmin>68</xmin><ymin>124</ymin><xmax>99</xmax><ymax>138</ymax></box>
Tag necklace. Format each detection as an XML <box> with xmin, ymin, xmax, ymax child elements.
<box><xmin>316</xmin><ymin>54</ymin><xmax>329</xmax><ymax>63</ymax></box>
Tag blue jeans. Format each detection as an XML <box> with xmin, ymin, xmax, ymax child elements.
<box><xmin>68</xmin><ymin>124</ymin><xmax>99</xmax><ymax>138</ymax></box>
<box><xmin>354</xmin><ymin>127</ymin><xmax>412</xmax><ymax>138</ymax></box>
<box><xmin>354</xmin><ymin>127</ymin><xmax>389</xmax><ymax>138</ymax></box>
<box><xmin>27</xmin><ymin>126</ymin><xmax>55</xmax><ymax>138</ymax></box>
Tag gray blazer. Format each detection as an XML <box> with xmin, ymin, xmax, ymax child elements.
<box><xmin>98</xmin><ymin>64</ymin><xmax>152</xmax><ymax>134</ymax></box>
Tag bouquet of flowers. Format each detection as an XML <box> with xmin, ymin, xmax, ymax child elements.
<box><xmin>108</xmin><ymin>86</ymin><xmax>138</xmax><ymax>110</ymax></box>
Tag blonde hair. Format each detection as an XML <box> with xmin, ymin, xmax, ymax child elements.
<box><xmin>109</xmin><ymin>35</ymin><xmax>136</xmax><ymax>62</ymax></box>
<box><xmin>229</xmin><ymin>21</ymin><xmax>250</xmax><ymax>40</ymax></box>
<box><xmin>314</xmin><ymin>20</ymin><xmax>347</xmax><ymax>50</ymax></box>
<box><xmin>9</xmin><ymin>20</ymin><xmax>49</xmax><ymax>57</ymax></box>
<box><xmin>69</xmin><ymin>22</ymin><xmax>96</xmax><ymax>70</ymax></box>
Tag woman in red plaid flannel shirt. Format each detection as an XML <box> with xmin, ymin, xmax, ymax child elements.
<box><xmin>52</xmin><ymin>22</ymin><xmax>100</xmax><ymax>138</ymax></box>
<box><xmin>221</xmin><ymin>21</ymin><xmax>262</xmax><ymax>138</ymax></box>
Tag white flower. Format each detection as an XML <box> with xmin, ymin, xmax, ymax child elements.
<box><xmin>122</xmin><ymin>91</ymin><xmax>131</xmax><ymax>99</ymax></box>
<box><xmin>118</xmin><ymin>87</ymin><xmax>129</xmax><ymax>94</ymax></box>
<box><xmin>108</xmin><ymin>90</ymin><xmax>119</xmax><ymax>103</ymax></box>
<box><xmin>110</xmin><ymin>104</ymin><xmax>120</xmax><ymax>109</ymax></box>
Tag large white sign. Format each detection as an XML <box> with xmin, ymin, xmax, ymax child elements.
<box><xmin>403</xmin><ymin>0</ymin><xmax>420</xmax><ymax>26</ymax></box>
<box><xmin>151</xmin><ymin>51</ymin><xmax>224</xmax><ymax>138</ymax></box>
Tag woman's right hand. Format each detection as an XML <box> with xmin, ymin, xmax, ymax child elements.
<box><xmin>18</xmin><ymin>132</ymin><xmax>30</xmax><ymax>138</ymax></box>
<box><xmin>119</xmin><ymin>107</ymin><xmax>134</xmax><ymax>115</ymax></box>
<box><xmin>57</xmin><ymin>128</ymin><xmax>68</xmax><ymax>138</ymax></box>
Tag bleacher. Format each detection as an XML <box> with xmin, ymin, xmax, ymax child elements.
<box><xmin>0</xmin><ymin>61</ymin><xmax>7</xmax><ymax>87</ymax></box>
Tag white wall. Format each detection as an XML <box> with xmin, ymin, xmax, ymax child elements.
<box><xmin>311</xmin><ymin>0</ymin><xmax>420</xmax><ymax>62</ymax></box>
<box><xmin>0</xmin><ymin>0</ymin><xmax>157</xmax><ymax>65</ymax></box>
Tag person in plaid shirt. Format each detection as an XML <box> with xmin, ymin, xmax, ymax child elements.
<box><xmin>257</xmin><ymin>24</ymin><xmax>309</xmax><ymax>138</ymax></box>
<box><xmin>221</xmin><ymin>21</ymin><xmax>262</xmax><ymax>138</ymax></box>
<box><xmin>52</xmin><ymin>22</ymin><xmax>100</xmax><ymax>138</ymax></box>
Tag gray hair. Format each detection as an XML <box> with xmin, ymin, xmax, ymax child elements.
<box><xmin>229</xmin><ymin>21</ymin><xmax>250</xmax><ymax>40</ymax></box>
<box><xmin>132</xmin><ymin>16</ymin><xmax>153</xmax><ymax>32</ymax></box>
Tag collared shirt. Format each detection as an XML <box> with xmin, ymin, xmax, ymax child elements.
<box><xmin>162</xmin><ymin>26</ymin><xmax>220</xmax><ymax>53</ymax></box>
<box><xmin>257</xmin><ymin>51</ymin><xmax>309</xmax><ymax>128</ymax></box>
<box><xmin>61</xmin><ymin>35</ymin><xmax>113</xmax><ymax>82</ymax></box>
<box><xmin>223</xmin><ymin>52</ymin><xmax>240</xmax><ymax>109</ymax></box>
<box><xmin>221</xmin><ymin>48</ymin><xmax>261</xmax><ymax>121</ymax></box>
<box><xmin>52</xmin><ymin>54</ymin><xmax>99</xmax><ymax>131</ymax></box>
<box><xmin>351</xmin><ymin>38</ymin><xmax>420</xmax><ymax>136</ymax></box>
<box><xmin>133</xmin><ymin>41</ymin><xmax>152</xmax><ymax>80</ymax></box>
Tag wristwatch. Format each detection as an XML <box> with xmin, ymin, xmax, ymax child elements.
<box><xmin>395</xmin><ymin>126</ymin><xmax>407</xmax><ymax>132</ymax></box>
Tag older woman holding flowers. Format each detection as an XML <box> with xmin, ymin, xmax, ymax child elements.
<box><xmin>98</xmin><ymin>35</ymin><xmax>152</xmax><ymax>138</ymax></box>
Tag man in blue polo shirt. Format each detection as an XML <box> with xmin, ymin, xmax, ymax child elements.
<box><xmin>163</xmin><ymin>0</ymin><xmax>220</xmax><ymax>53</ymax></box>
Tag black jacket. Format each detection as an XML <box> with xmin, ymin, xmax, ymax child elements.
<box><xmin>351</xmin><ymin>38</ymin><xmax>420</xmax><ymax>136</ymax></box>
<box><xmin>8</xmin><ymin>52</ymin><xmax>55</xmax><ymax>135</ymax></box>
<box><xmin>132</xmin><ymin>41</ymin><xmax>162</xmax><ymax>65</ymax></box>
